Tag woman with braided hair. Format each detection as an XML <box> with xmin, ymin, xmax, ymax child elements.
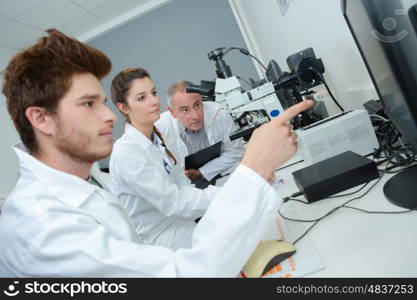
<box><xmin>109</xmin><ymin>68</ymin><xmax>219</xmax><ymax>250</ymax></box>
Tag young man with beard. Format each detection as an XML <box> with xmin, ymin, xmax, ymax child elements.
<box><xmin>0</xmin><ymin>29</ymin><xmax>312</xmax><ymax>277</ymax></box>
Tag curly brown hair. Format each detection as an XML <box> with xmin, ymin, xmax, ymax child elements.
<box><xmin>2</xmin><ymin>28</ymin><xmax>111</xmax><ymax>153</ymax></box>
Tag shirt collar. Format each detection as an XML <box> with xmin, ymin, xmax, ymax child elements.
<box><xmin>177</xmin><ymin>118</ymin><xmax>205</xmax><ymax>135</ymax></box>
<box><xmin>124</xmin><ymin>123</ymin><xmax>153</xmax><ymax>150</ymax></box>
<box><xmin>151</xmin><ymin>131</ymin><xmax>162</xmax><ymax>146</ymax></box>
<box><xmin>14</xmin><ymin>143</ymin><xmax>98</xmax><ymax>207</ymax></box>
<box><xmin>202</xmin><ymin>102</ymin><xmax>214</xmax><ymax>128</ymax></box>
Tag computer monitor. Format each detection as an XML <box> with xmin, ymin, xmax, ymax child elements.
<box><xmin>343</xmin><ymin>0</ymin><xmax>417</xmax><ymax>209</ymax></box>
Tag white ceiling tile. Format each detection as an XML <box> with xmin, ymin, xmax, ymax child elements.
<box><xmin>92</xmin><ymin>0</ymin><xmax>148</xmax><ymax>21</ymax></box>
<box><xmin>0</xmin><ymin>20</ymin><xmax>43</xmax><ymax>49</ymax></box>
<box><xmin>0</xmin><ymin>0</ymin><xmax>156</xmax><ymax>50</ymax></box>
<box><xmin>57</xmin><ymin>12</ymin><xmax>102</xmax><ymax>37</ymax></box>
<box><xmin>15</xmin><ymin>0</ymin><xmax>87</xmax><ymax>30</ymax></box>
<box><xmin>0</xmin><ymin>46</ymin><xmax>18</xmax><ymax>66</ymax></box>
<box><xmin>0</xmin><ymin>15</ymin><xmax>9</xmax><ymax>26</ymax></box>
<box><xmin>0</xmin><ymin>0</ymin><xmax>47</xmax><ymax>18</ymax></box>
<box><xmin>70</xmin><ymin>0</ymin><xmax>112</xmax><ymax>12</ymax></box>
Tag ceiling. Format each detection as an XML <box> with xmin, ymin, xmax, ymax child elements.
<box><xmin>0</xmin><ymin>0</ymin><xmax>164</xmax><ymax>50</ymax></box>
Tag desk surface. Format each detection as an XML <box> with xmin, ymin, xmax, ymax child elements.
<box><xmin>218</xmin><ymin>160</ymin><xmax>417</xmax><ymax>277</ymax></box>
<box><xmin>276</xmin><ymin>160</ymin><xmax>417</xmax><ymax>277</ymax></box>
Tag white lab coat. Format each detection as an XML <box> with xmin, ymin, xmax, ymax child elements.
<box><xmin>109</xmin><ymin>123</ymin><xmax>219</xmax><ymax>250</ymax></box>
<box><xmin>0</xmin><ymin>143</ymin><xmax>280</xmax><ymax>277</ymax></box>
<box><xmin>155</xmin><ymin>102</ymin><xmax>245</xmax><ymax>181</ymax></box>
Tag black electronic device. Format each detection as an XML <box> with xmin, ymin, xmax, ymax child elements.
<box><xmin>286</xmin><ymin>47</ymin><xmax>325</xmax><ymax>92</ymax></box>
<box><xmin>268</xmin><ymin>51</ymin><xmax>329</xmax><ymax>127</ymax></box>
<box><xmin>363</xmin><ymin>99</ymin><xmax>386</xmax><ymax>118</ymax></box>
<box><xmin>208</xmin><ymin>47</ymin><xmax>233</xmax><ymax>79</ymax></box>
<box><xmin>184</xmin><ymin>141</ymin><xmax>222</xmax><ymax>170</ymax></box>
<box><xmin>186</xmin><ymin>80</ymin><xmax>216</xmax><ymax>102</ymax></box>
<box><xmin>266</xmin><ymin>60</ymin><xmax>297</xmax><ymax>110</ymax></box>
<box><xmin>292</xmin><ymin>151</ymin><xmax>379</xmax><ymax>203</ymax></box>
<box><xmin>343</xmin><ymin>0</ymin><xmax>417</xmax><ymax>209</ymax></box>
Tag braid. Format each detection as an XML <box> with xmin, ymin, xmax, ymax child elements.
<box><xmin>153</xmin><ymin>126</ymin><xmax>177</xmax><ymax>165</ymax></box>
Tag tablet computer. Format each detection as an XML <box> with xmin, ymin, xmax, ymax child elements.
<box><xmin>185</xmin><ymin>141</ymin><xmax>222</xmax><ymax>170</ymax></box>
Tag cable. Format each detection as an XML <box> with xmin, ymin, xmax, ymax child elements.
<box><xmin>245</xmin><ymin>52</ymin><xmax>268</xmax><ymax>71</ymax></box>
<box><xmin>279</xmin><ymin>174</ymin><xmax>384</xmax><ymax>244</ymax></box>
<box><xmin>221</xmin><ymin>47</ymin><xmax>235</xmax><ymax>57</ymax></box>
<box><xmin>225</xmin><ymin>47</ymin><xmax>268</xmax><ymax>72</ymax></box>
<box><xmin>283</xmin><ymin>178</ymin><xmax>370</xmax><ymax>203</ymax></box>
<box><xmin>376</xmin><ymin>139</ymin><xmax>416</xmax><ymax>172</ymax></box>
<box><xmin>286</xmin><ymin>198</ymin><xmax>308</xmax><ymax>205</ymax></box>
<box><xmin>283</xmin><ymin>191</ymin><xmax>303</xmax><ymax>203</ymax></box>
<box><xmin>341</xmin><ymin>205</ymin><xmax>415</xmax><ymax>214</ymax></box>
<box><xmin>292</xmin><ymin>221</ymin><xmax>320</xmax><ymax>244</ymax></box>
<box><xmin>379</xmin><ymin>162</ymin><xmax>417</xmax><ymax>174</ymax></box>
<box><xmin>290</xmin><ymin>200</ymin><xmax>416</xmax><ymax>245</ymax></box>
<box><xmin>311</xmin><ymin>68</ymin><xmax>345</xmax><ymax>112</ymax></box>
<box><xmin>369</xmin><ymin>115</ymin><xmax>417</xmax><ymax>170</ymax></box>
<box><xmin>234</xmin><ymin>47</ymin><xmax>268</xmax><ymax>70</ymax></box>
<box><xmin>278</xmin><ymin>209</ymin><xmax>316</xmax><ymax>223</ymax></box>
<box><xmin>370</xmin><ymin>114</ymin><xmax>389</xmax><ymax>122</ymax></box>
<box><xmin>326</xmin><ymin>181</ymin><xmax>370</xmax><ymax>198</ymax></box>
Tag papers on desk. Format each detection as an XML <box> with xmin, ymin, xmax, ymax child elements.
<box><xmin>261</xmin><ymin>211</ymin><xmax>326</xmax><ymax>278</ymax></box>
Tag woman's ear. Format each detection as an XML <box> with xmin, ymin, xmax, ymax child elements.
<box><xmin>116</xmin><ymin>102</ymin><xmax>129</xmax><ymax>115</ymax></box>
<box><xmin>25</xmin><ymin>106</ymin><xmax>55</xmax><ymax>135</ymax></box>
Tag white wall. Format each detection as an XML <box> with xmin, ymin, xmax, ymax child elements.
<box><xmin>89</xmin><ymin>0</ymin><xmax>259</xmax><ymax>168</ymax></box>
<box><xmin>0</xmin><ymin>46</ymin><xmax>20</xmax><ymax>198</ymax></box>
<box><xmin>229</xmin><ymin>0</ymin><xmax>379</xmax><ymax>114</ymax></box>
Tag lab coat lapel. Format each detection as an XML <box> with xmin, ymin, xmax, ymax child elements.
<box><xmin>125</xmin><ymin>123</ymin><xmax>172</xmax><ymax>177</ymax></box>
<box><xmin>147</xmin><ymin>145</ymin><xmax>170</xmax><ymax>176</ymax></box>
<box><xmin>88</xmin><ymin>165</ymin><xmax>138</xmax><ymax>240</ymax></box>
<box><xmin>14</xmin><ymin>143</ymin><xmax>138</xmax><ymax>242</ymax></box>
<box><xmin>173</xmin><ymin>118</ymin><xmax>189</xmax><ymax>158</ymax></box>
<box><xmin>15</xmin><ymin>144</ymin><xmax>95</xmax><ymax>207</ymax></box>
<box><xmin>203</xmin><ymin>102</ymin><xmax>216</xmax><ymax>144</ymax></box>
<box><xmin>90</xmin><ymin>162</ymin><xmax>112</xmax><ymax>191</ymax></box>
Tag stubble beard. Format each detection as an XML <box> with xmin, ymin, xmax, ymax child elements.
<box><xmin>54</xmin><ymin>121</ymin><xmax>111</xmax><ymax>164</ymax></box>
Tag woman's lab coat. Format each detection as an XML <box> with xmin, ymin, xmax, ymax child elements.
<box><xmin>0</xmin><ymin>144</ymin><xmax>280</xmax><ymax>277</ymax></box>
<box><xmin>155</xmin><ymin>102</ymin><xmax>245</xmax><ymax>181</ymax></box>
<box><xmin>109</xmin><ymin>123</ymin><xmax>219</xmax><ymax>250</ymax></box>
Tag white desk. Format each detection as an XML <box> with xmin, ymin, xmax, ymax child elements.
<box><xmin>275</xmin><ymin>160</ymin><xmax>417</xmax><ymax>277</ymax></box>
<box><xmin>217</xmin><ymin>160</ymin><xmax>417</xmax><ymax>277</ymax></box>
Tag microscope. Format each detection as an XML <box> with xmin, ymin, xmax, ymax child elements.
<box><xmin>187</xmin><ymin>47</ymin><xmax>328</xmax><ymax>140</ymax></box>
<box><xmin>187</xmin><ymin>47</ymin><xmax>380</xmax><ymax>169</ymax></box>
